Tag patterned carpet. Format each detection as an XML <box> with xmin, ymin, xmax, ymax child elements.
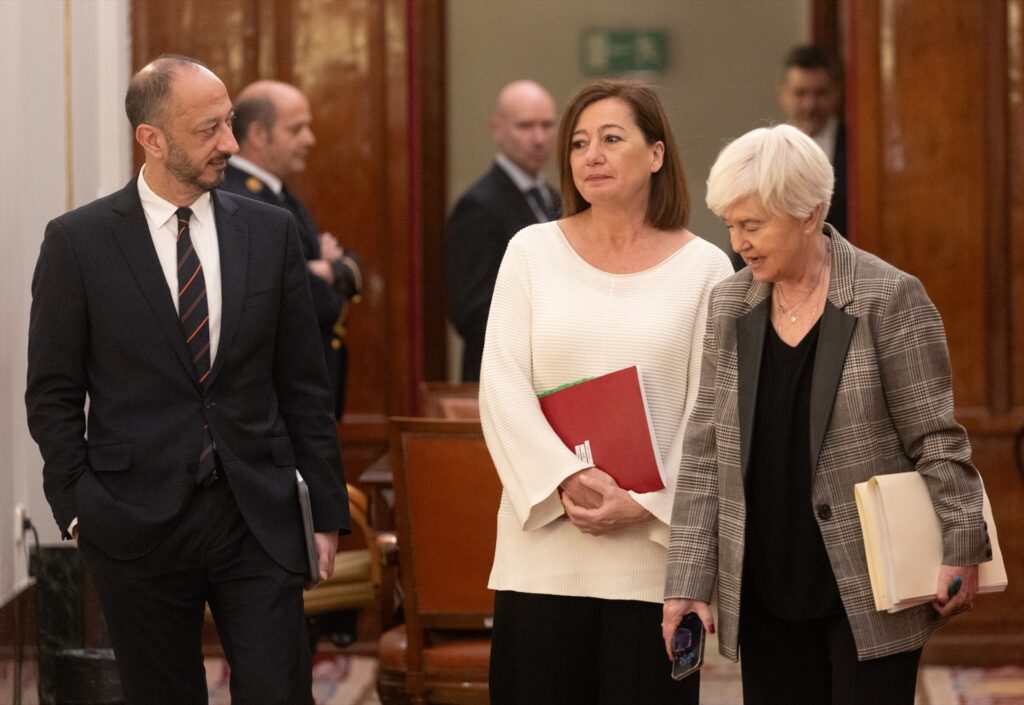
<box><xmin>206</xmin><ymin>653</ymin><xmax>381</xmax><ymax>705</ymax></box>
<box><xmin>920</xmin><ymin>665</ymin><xmax>1024</xmax><ymax>705</ymax></box>
<box><xmin>3</xmin><ymin>648</ymin><xmax>1023</xmax><ymax>704</ymax></box>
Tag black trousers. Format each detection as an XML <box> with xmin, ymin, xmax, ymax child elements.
<box><xmin>79</xmin><ymin>475</ymin><xmax>312</xmax><ymax>705</ymax></box>
<box><xmin>738</xmin><ymin>601</ymin><xmax>922</xmax><ymax>705</ymax></box>
<box><xmin>489</xmin><ymin>591</ymin><xmax>699</xmax><ymax>705</ymax></box>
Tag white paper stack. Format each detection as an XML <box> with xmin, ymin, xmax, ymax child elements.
<box><xmin>854</xmin><ymin>472</ymin><xmax>1007</xmax><ymax>613</ymax></box>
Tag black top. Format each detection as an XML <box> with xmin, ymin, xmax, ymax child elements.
<box><xmin>743</xmin><ymin>318</ymin><xmax>843</xmax><ymax>620</ymax></box>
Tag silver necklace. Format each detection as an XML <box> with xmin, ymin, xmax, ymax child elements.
<box><xmin>774</xmin><ymin>239</ymin><xmax>830</xmax><ymax>324</ymax></box>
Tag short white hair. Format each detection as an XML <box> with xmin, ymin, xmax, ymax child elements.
<box><xmin>706</xmin><ymin>124</ymin><xmax>834</xmax><ymax>224</ymax></box>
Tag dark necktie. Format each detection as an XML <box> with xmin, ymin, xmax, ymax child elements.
<box><xmin>175</xmin><ymin>207</ymin><xmax>216</xmax><ymax>483</ymax></box>
<box><xmin>526</xmin><ymin>186</ymin><xmax>557</xmax><ymax>222</ymax></box>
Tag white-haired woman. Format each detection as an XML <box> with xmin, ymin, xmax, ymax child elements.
<box><xmin>662</xmin><ymin>124</ymin><xmax>990</xmax><ymax>705</ymax></box>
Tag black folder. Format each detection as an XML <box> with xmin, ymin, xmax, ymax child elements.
<box><xmin>296</xmin><ymin>470</ymin><xmax>320</xmax><ymax>585</ymax></box>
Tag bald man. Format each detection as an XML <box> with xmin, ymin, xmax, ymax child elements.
<box><xmin>27</xmin><ymin>56</ymin><xmax>347</xmax><ymax>704</ymax></box>
<box><xmin>222</xmin><ymin>80</ymin><xmax>362</xmax><ymax>419</ymax></box>
<box><xmin>445</xmin><ymin>80</ymin><xmax>559</xmax><ymax>381</ymax></box>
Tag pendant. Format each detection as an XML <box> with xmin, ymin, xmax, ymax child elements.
<box><xmin>788</xmin><ymin>312</ymin><xmax>797</xmax><ymax>323</ymax></box>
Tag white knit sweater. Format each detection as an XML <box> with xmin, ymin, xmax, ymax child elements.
<box><xmin>480</xmin><ymin>222</ymin><xmax>733</xmax><ymax>603</ymax></box>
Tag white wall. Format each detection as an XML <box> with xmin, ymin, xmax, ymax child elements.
<box><xmin>0</xmin><ymin>0</ymin><xmax>131</xmax><ymax>608</ymax></box>
<box><xmin>445</xmin><ymin>0</ymin><xmax>809</xmax><ymax>378</ymax></box>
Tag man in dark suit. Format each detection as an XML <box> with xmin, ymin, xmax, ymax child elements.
<box><xmin>25</xmin><ymin>55</ymin><xmax>348</xmax><ymax>705</ymax></box>
<box><xmin>445</xmin><ymin>80</ymin><xmax>559</xmax><ymax>381</ymax></box>
<box><xmin>221</xmin><ymin>80</ymin><xmax>362</xmax><ymax>419</ymax></box>
<box><xmin>780</xmin><ymin>45</ymin><xmax>848</xmax><ymax>236</ymax></box>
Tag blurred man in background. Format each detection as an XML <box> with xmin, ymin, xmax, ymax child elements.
<box><xmin>780</xmin><ymin>45</ymin><xmax>847</xmax><ymax>236</ymax></box>
<box><xmin>445</xmin><ymin>80</ymin><xmax>559</xmax><ymax>382</ymax></box>
<box><xmin>224</xmin><ymin>80</ymin><xmax>362</xmax><ymax>418</ymax></box>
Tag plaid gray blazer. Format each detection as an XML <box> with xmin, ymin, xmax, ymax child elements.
<box><xmin>665</xmin><ymin>229</ymin><xmax>990</xmax><ymax>661</ymax></box>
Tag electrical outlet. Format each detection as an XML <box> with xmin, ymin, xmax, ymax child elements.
<box><xmin>14</xmin><ymin>504</ymin><xmax>27</xmax><ymax>547</ymax></box>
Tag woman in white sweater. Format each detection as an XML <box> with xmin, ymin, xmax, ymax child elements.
<box><xmin>479</xmin><ymin>79</ymin><xmax>733</xmax><ymax>705</ymax></box>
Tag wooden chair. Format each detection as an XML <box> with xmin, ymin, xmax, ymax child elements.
<box><xmin>302</xmin><ymin>483</ymin><xmax>381</xmax><ymax>645</ymax></box>
<box><xmin>419</xmin><ymin>381</ymin><xmax>480</xmax><ymax>420</ymax></box>
<box><xmin>377</xmin><ymin>418</ymin><xmax>501</xmax><ymax>705</ymax></box>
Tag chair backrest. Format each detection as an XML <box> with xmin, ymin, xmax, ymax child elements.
<box><xmin>418</xmin><ymin>381</ymin><xmax>480</xmax><ymax>419</ymax></box>
<box><xmin>388</xmin><ymin>417</ymin><xmax>499</xmax><ymax>632</ymax></box>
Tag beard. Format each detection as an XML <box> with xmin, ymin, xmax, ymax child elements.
<box><xmin>166</xmin><ymin>138</ymin><xmax>226</xmax><ymax>193</ymax></box>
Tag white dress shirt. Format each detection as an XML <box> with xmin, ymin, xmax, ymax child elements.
<box><xmin>811</xmin><ymin>115</ymin><xmax>839</xmax><ymax>164</ymax></box>
<box><xmin>137</xmin><ymin>167</ymin><xmax>223</xmax><ymax>363</ymax></box>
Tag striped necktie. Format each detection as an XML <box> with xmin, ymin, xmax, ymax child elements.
<box><xmin>176</xmin><ymin>207</ymin><xmax>217</xmax><ymax>483</ymax></box>
<box><xmin>526</xmin><ymin>186</ymin><xmax>557</xmax><ymax>222</ymax></box>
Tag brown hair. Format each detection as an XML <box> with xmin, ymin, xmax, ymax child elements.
<box><xmin>125</xmin><ymin>54</ymin><xmax>206</xmax><ymax>130</ymax></box>
<box><xmin>232</xmin><ymin>95</ymin><xmax>277</xmax><ymax>146</ymax></box>
<box><xmin>557</xmin><ymin>79</ymin><xmax>689</xmax><ymax>230</ymax></box>
<box><xmin>784</xmin><ymin>45</ymin><xmax>841</xmax><ymax>83</ymax></box>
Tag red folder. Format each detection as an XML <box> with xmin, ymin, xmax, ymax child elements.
<box><xmin>538</xmin><ymin>366</ymin><xmax>665</xmax><ymax>493</ymax></box>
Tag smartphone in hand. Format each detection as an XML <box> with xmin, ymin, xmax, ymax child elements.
<box><xmin>670</xmin><ymin>612</ymin><xmax>705</xmax><ymax>681</ymax></box>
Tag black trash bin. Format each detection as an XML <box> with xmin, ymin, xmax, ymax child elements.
<box><xmin>54</xmin><ymin>648</ymin><xmax>124</xmax><ymax>705</ymax></box>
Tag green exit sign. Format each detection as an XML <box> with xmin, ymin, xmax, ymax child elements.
<box><xmin>581</xmin><ymin>29</ymin><xmax>669</xmax><ymax>75</ymax></box>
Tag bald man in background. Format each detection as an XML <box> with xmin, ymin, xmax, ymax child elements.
<box><xmin>222</xmin><ymin>80</ymin><xmax>362</xmax><ymax>419</ymax></box>
<box><xmin>445</xmin><ymin>80</ymin><xmax>559</xmax><ymax>382</ymax></box>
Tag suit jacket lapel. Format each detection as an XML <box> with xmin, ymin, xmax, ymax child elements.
<box><xmin>491</xmin><ymin>163</ymin><xmax>541</xmax><ymax>225</ymax></box>
<box><xmin>737</xmin><ymin>298</ymin><xmax>769</xmax><ymax>482</ymax></box>
<box><xmin>809</xmin><ymin>228</ymin><xmax>857</xmax><ymax>474</ymax></box>
<box><xmin>110</xmin><ymin>179</ymin><xmax>196</xmax><ymax>381</ymax></box>
<box><xmin>209</xmin><ymin>190</ymin><xmax>247</xmax><ymax>388</ymax></box>
<box><xmin>809</xmin><ymin>302</ymin><xmax>856</xmax><ymax>472</ymax></box>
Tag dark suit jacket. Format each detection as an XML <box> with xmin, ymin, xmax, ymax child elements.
<box><xmin>221</xmin><ymin>163</ymin><xmax>342</xmax><ymax>334</ymax></box>
<box><xmin>221</xmin><ymin>163</ymin><xmax>362</xmax><ymax>418</ymax></box>
<box><xmin>665</xmin><ymin>227</ymin><xmax>988</xmax><ymax>661</ymax></box>
<box><xmin>445</xmin><ymin>163</ymin><xmax>559</xmax><ymax>381</ymax></box>
<box><xmin>827</xmin><ymin>122</ymin><xmax>848</xmax><ymax>236</ymax></box>
<box><xmin>26</xmin><ymin>177</ymin><xmax>349</xmax><ymax>574</ymax></box>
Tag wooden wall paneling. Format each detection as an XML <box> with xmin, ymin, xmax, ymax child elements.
<box><xmin>289</xmin><ymin>0</ymin><xmax>388</xmax><ymax>413</ymax></box>
<box><xmin>384</xmin><ymin>0</ymin><xmax>414</xmax><ymax>416</ymax></box>
<box><xmin>1010</xmin><ymin>0</ymin><xmax>1024</xmax><ymax>409</ymax></box>
<box><xmin>861</xmin><ymin>0</ymin><xmax>990</xmax><ymax>406</ymax></box>
<box><xmin>131</xmin><ymin>0</ymin><xmax>262</xmax><ymax>97</ymax></box>
<box><xmin>417</xmin><ymin>0</ymin><xmax>449</xmax><ymax>385</ymax></box>
<box><xmin>984</xmin><ymin>3</ymin><xmax>1012</xmax><ymax>415</ymax></box>
<box><xmin>286</xmin><ymin>0</ymin><xmax>402</xmax><ymax>469</ymax></box>
<box><xmin>0</xmin><ymin>583</ymin><xmax>36</xmax><ymax>661</ymax></box>
<box><xmin>845</xmin><ymin>0</ymin><xmax>881</xmax><ymax>246</ymax></box>
<box><xmin>811</xmin><ymin>0</ymin><xmax>840</xmax><ymax>55</ymax></box>
<box><xmin>404</xmin><ymin>0</ymin><xmax>425</xmax><ymax>412</ymax></box>
<box><xmin>848</xmin><ymin>0</ymin><xmax>1024</xmax><ymax>663</ymax></box>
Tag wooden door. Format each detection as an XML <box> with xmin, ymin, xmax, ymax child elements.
<box><xmin>847</xmin><ymin>0</ymin><xmax>1024</xmax><ymax>663</ymax></box>
<box><xmin>132</xmin><ymin>0</ymin><xmax>447</xmax><ymax>475</ymax></box>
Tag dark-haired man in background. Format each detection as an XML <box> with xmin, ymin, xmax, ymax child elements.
<box><xmin>780</xmin><ymin>45</ymin><xmax>848</xmax><ymax>236</ymax></box>
<box><xmin>222</xmin><ymin>80</ymin><xmax>362</xmax><ymax>419</ymax></box>
<box><xmin>26</xmin><ymin>55</ymin><xmax>348</xmax><ymax>705</ymax></box>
